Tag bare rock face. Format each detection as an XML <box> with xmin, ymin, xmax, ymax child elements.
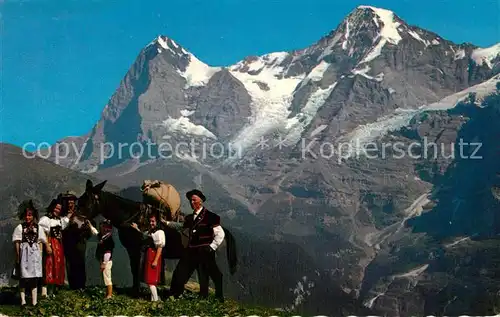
<box><xmin>41</xmin><ymin>4</ymin><xmax>500</xmax><ymax>315</ymax></box>
<box><xmin>188</xmin><ymin>69</ymin><xmax>253</xmax><ymax>141</ymax></box>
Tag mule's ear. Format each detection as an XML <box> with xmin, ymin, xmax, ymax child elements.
<box><xmin>93</xmin><ymin>180</ymin><xmax>107</xmax><ymax>192</ymax></box>
<box><xmin>86</xmin><ymin>179</ymin><xmax>93</xmax><ymax>192</ymax></box>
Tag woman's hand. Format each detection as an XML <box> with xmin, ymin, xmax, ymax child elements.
<box><xmin>100</xmin><ymin>263</ymin><xmax>106</xmax><ymax>272</ymax></box>
<box><xmin>151</xmin><ymin>261</ymin><xmax>157</xmax><ymax>268</ymax></box>
<box><xmin>46</xmin><ymin>245</ymin><xmax>53</xmax><ymax>255</ymax></box>
<box><xmin>131</xmin><ymin>223</ymin><xmax>139</xmax><ymax>231</ymax></box>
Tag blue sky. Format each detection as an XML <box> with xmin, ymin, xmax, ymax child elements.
<box><xmin>1</xmin><ymin>0</ymin><xmax>498</xmax><ymax>148</ymax></box>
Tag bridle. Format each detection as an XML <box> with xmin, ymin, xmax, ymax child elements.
<box><xmin>119</xmin><ymin>203</ymin><xmax>146</xmax><ymax>228</ymax></box>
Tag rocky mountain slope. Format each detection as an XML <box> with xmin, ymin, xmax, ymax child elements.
<box><xmin>34</xmin><ymin>4</ymin><xmax>500</xmax><ymax>315</ymax></box>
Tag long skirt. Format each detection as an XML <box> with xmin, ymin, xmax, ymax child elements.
<box><xmin>44</xmin><ymin>237</ymin><xmax>65</xmax><ymax>285</ymax></box>
<box><xmin>143</xmin><ymin>248</ymin><xmax>162</xmax><ymax>285</ymax></box>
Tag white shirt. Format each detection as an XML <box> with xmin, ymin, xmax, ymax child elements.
<box><xmin>210</xmin><ymin>225</ymin><xmax>225</xmax><ymax>251</ymax></box>
<box><xmin>167</xmin><ymin>206</ymin><xmax>225</xmax><ymax>251</ymax></box>
<box><xmin>194</xmin><ymin>207</ymin><xmax>225</xmax><ymax>251</ymax></box>
<box><xmin>193</xmin><ymin>207</ymin><xmax>203</xmax><ymax>220</ymax></box>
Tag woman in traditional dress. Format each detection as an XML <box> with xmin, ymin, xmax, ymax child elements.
<box><xmin>131</xmin><ymin>212</ymin><xmax>165</xmax><ymax>302</ymax></box>
<box><xmin>12</xmin><ymin>200</ymin><xmax>50</xmax><ymax>306</ymax></box>
<box><xmin>38</xmin><ymin>198</ymin><xmax>70</xmax><ymax>297</ymax></box>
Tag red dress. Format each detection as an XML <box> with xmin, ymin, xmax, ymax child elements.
<box><xmin>39</xmin><ymin>215</ymin><xmax>66</xmax><ymax>286</ymax></box>
<box><xmin>45</xmin><ymin>235</ymin><xmax>65</xmax><ymax>285</ymax></box>
<box><xmin>143</xmin><ymin>229</ymin><xmax>165</xmax><ymax>285</ymax></box>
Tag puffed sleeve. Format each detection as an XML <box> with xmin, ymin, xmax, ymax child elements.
<box><xmin>38</xmin><ymin>216</ymin><xmax>50</xmax><ymax>233</ymax></box>
<box><xmin>38</xmin><ymin>225</ymin><xmax>47</xmax><ymax>244</ymax></box>
<box><xmin>152</xmin><ymin>230</ymin><xmax>165</xmax><ymax>248</ymax></box>
<box><xmin>12</xmin><ymin>224</ymin><xmax>22</xmax><ymax>242</ymax></box>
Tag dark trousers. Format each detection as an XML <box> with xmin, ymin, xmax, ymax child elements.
<box><xmin>197</xmin><ymin>266</ymin><xmax>209</xmax><ymax>297</ymax></box>
<box><xmin>64</xmin><ymin>241</ymin><xmax>87</xmax><ymax>289</ymax></box>
<box><xmin>170</xmin><ymin>246</ymin><xmax>223</xmax><ymax>300</ymax></box>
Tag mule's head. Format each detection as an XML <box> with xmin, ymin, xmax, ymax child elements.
<box><xmin>77</xmin><ymin>179</ymin><xmax>107</xmax><ymax>220</ymax></box>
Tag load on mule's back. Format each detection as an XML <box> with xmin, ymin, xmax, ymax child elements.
<box><xmin>141</xmin><ymin>180</ymin><xmax>182</xmax><ymax>222</ymax></box>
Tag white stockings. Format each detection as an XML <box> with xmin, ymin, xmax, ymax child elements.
<box><xmin>31</xmin><ymin>287</ymin><xmax>38</xmax><ymax>306</ymax></box>
<box><xmin>149</xmin><ymin>285</ymin><xmax>159</xmax><ymax>301</ymax></box>
<box><xmin>20</xmin><ymin>287</ymin><xmax>38</xmax><ymax>306</ymax></box>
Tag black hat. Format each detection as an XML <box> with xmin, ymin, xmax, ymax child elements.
<box><xmin>59</xmin><ymin>190</ymin><xmax>77</xmax><ymax>201</ymax></box>
<box><xmin>186</xmin><ymin>189</ymin><xmax>206</xmax><ymax>202</ymax></box>
<box><xmin>17</xmin><ymin>200</ymin><xmax>39</xmax><ymax>221</ymax></box>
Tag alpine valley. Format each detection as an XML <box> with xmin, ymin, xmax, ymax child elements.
<box><xmin>2</xmin><ymin>5</ymin><xmax>500</xmax><ymax>316</ymax></box>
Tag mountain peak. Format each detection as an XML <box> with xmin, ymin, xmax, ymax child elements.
<box><xmin>355</xmin><ymin>5</ymin><xmax>403</xmax><ymax>41</ymax></box>
<box><xmin>149</xmin><ymin>34</ymin><xmax>223</xmax><ymax>88</ymax></box>
<box><xmin>340</xmin><ymin>5</ymin><xmax>403</xmax><ymax>62</ymax></box>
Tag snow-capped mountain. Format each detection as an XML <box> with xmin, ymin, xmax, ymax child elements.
<box><xmin>48</xmin><ymin>5</ymin><xmax>499</xmax><ymax>172</ymax></box>
<box><xmin>41</xmin><ymin>5</ymin><xmax>500</xmax><ymax>315</ymax></box>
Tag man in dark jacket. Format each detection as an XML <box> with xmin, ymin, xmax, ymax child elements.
<box><xmin>60</xmin><ymin>190</ymin><xmax>98</xmax><ymax>290</ymax></box>
<box><xmin>165</xmin><ymin>189</ymin><xmax>225</xmax><ymax>301</ymax></box>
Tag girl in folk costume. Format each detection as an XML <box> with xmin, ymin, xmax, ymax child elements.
<box><xmin>38</xmin><ymin>198</ymin><xmax>70</xmax><ymax>297</ymax></box>
<box><xmin>12</xmin><ymin>200</ymin><xmax>50</xmax><ymax>306</ymax></box>
<box><xmin>95</xmin><ymin>219</ymin><xmax>115</xmax><ymax>299</ymax></box>
<box><xmin>131</xmin><ymin>212</ymin><xmax>165</xmax><ymax>302</ymax></box>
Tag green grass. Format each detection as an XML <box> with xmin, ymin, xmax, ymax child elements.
<box><xmin>0</xmin><ymin>286</ymin><xmax>285</xmax><ymax>317</ymax></box>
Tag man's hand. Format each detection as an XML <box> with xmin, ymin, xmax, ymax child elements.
<box><xmin>203</xmin><ymin>245</ymin><xmax>215</xmax><ymax>254</ymax></box>
<box><xmin>46</xmin><ymin>245</ymin><xmax>53</xmax><ymax>255</ymax></box>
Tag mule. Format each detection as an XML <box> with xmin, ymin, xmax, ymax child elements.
<box><xmin>76</xmin><ymin>179</ymin><xmax>238</xmax><ymax>295</ymax></box>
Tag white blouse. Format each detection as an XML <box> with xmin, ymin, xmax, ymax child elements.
<box><xmin>149</xmin><ymin>230</ymin><xmax>165</xmax><ymax>248</ymax></box>
<box><xmin>38</xmin><ymin>215</ymin><xmax>70</xmax><ymax>233</ymax></box>
<box><xmin>12</xmin><ymin>224</ymin><xmax>47</xmax><ymax>244</ymax></box>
